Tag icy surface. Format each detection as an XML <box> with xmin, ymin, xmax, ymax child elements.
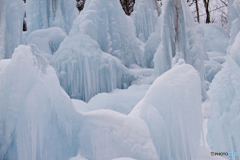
<box><xmin>112</xmin><ymin>158</ymin><xmax>136</xmax><ymax>160</ymax></box>
<box><xmin>207</xmin><ymin>57</ymin><xmax>240</xmax><ymax>157</ymax></box>
<box><xmin>204</xmin><ymin>60</ymin><xmax>222</xmax><ymax>83</ymax></box>
<box><xmin>72</xmin><ymin>0</ymin><xmax>145</xmax><ymax>67</ymax></box>
<box><xmin>132</xmin><ymin>0</ymin><xmax>158</xmax><ymax>42</ymax></box>
<box><xmin>230</xmin><ymin>32</ymin><xmax>240</xmax><ymax>66</ymax></box>
<box><xmin>0</xmin><ymin>0</ymin><xmax>23</xmax><ymax>59</ymax></box>
<box><xmin>27</xmin><ymin>27</ymin><xmax>67</xmax><ymax>60</ymax></box>
<box><xmin>200</xmin><ymin>24</ymin><xmax>229</xmax><ymax>54</ymax></box>
<box><xmin>25</xmin><ymin>0</ymin><xmax>78</xmax><ymax>35</ymax></box>
<box><xmin>153</xmin><ymin>0</ymin><xmax>207</xmax><ymax>100</ymax></box>
<box><xmin>131</xmin><ymin>64</ymin><xmax>202</xmax><ymax>160</ymax></box>
<box><xmin>51</xmin><ymin>33</ymin><xmax>133</xmax><ymax>102</ymax></box>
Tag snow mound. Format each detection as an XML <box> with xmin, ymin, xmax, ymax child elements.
<box><xmin>71</xmin><ymin>0</ymin><xmax>145</xmax><ymax>67</ymax></box>
<box><xmin>132</xmin><ymin>0</ymin><xmax>158</xmax><ymax>42</ymax></box>
<box><xmin>207</xmin><ymin>57</ymin><xmax>240</xmax><ymax>156</ymax></box>
<box><xmin>131</xmin><ymin>64</ymin><xmax>202</xmax><ymax>160</ymax></box>
<box><xmin>51</xmin><ymin>33</ymin><xmax>133</xmax><ymax>102</ymax></box>
<box><xmin>27</xmin><ymin>27</ymin><xmax>67</xmax><ymax>59</ymax></box>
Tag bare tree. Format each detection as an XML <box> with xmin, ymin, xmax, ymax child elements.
<box><xmin>120</xmin><ymin>0</ymin><xmax>135</xmax><ymax>16</ymax></box>
<box><xmin>203</xmin><ymin>0</ymin><xmax>211</xmax><ymax>23</ymax></box>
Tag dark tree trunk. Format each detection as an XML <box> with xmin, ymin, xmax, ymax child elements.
<box><xmin>195</xmin><ymin>0</ymin><xmax>200</xmax><ymax>23</ymax></box>
<box><xmin>203</xmin><ymin>0</ymin><xmax>210</xmax><ymax>23</ymax></box>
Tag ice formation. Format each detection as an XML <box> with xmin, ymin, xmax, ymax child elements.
<box><xmin>132</xmin><ymin>0</ymin><xmax>158</xmax><ymax>42</ymax></box>
<box><xmin>0</xmin><ymin>45</ymin><xmax>80</xmax><ymax>160</ymax></box>
<box><xmin>131</xmin><ymin>64</ymin><xmax>202</xmax><ymax>160</ymax></box>
<box><xmin>27</xmin><ymin>27</ymin><xmax>67</xmax><ymax>60</ymax></box>
<box><xmin>0</xmin><ymin>0</ymin><xmax>24</xmax><ymax>59</ymax></box>
<box><xmin>153</xmin><ymin>0</ymin><xmax>207</xmax><ymax>100</ymax></box>
<box><xmin>73</xmin><ymin>0</ymin><xmax>145</xmax><ymax>67</ymax></box>
<box><xmin>207</xmin><ymin>58</ymin><xmax>240</xmax><ymax>157</ymax></box>
<box><xmin>51</xmin><ymin>32</ymin><xmax>133</xmax><ymax>102</ymax></box>
<box><xmin>25</xmin><ymin>0</ymin><xmax>78</xmax><ymax>35</ymax></box>
<box><xmin>230</xmin><ymin>32</ymin><xmax>240</xmax><ymax>66</ymax></box>
<box><xmin>200</xmin><ymin>24</ymin><xmax>229</xmax><ymax>54</ymax></box>
<box><xmin>204</xmin><ymin>60</ymin><xmax>222</xmax><ymax>83</ymax></box>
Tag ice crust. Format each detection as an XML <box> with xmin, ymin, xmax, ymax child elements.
<box><xmin>0</xmin><ymin>0</ymin><xmax>23</xmax><ymax>59</ymax></box>
<box><xmin>207</xmin><ymin>58</ymin><xmax>240</xmax><ymax>157</ymax></box>
<box><xmin>132</xmin><ymin>0</ymin><xmax>158</xmax><ymax>42</ymax></box>
<box><xmin>131</xmin><ymin>64</ymin><xmax>202</xmax><ymax>160</ymax></box>
<box><xmin>153</xmin><ymin>0</ymin><xmax>207</xmax><ymax>100</ymax></box>
<box><xmin>72</xmin><ymin>0</ymin><xmax>145</xmax><ymax>67</ymax></box>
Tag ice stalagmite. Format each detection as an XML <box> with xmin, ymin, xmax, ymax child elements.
<box><xmin>131</xmin><ymin>64</ymin><xmax>202</xmax><ymax>160</ymax></box>
<box><xmin>25</xmin><ymin>0</ymin><xmax>78</xmax><ymax>35</ymax></box>
<box><xmin>0</xmin><ymin>0</ymin><xmax>24</xmax><ymax>59</ymax></box>
<box><xmin>153</xmin><ymin>0</ymin><xmax>207</xmax><ymax>100</ymax></box>
<box><xmin>132</xmin><ymin>0</ymin><xmax>158</xmax><ymax>43</ymax></box>
<box><xmin>74</xmin><ymin>0</ymin><xmax>145</xmax><ymax>67</ymax></box>
<box><xmin>207</xmin><ymin>58</ymin><xmax>240</xmax><ymax>158</ymax></box>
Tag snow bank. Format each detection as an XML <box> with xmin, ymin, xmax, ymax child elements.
<box><xmin>0</xmin><ymin>45</ymin><xmax>80</xmax><ymax>160</ymax></box>
<box><xmin>72</xmin><ymin>0</ymin><xmax>145</xmax><ymax>67</ymax></box>
<box><xmin>207</xmin><ymin>57</ymin><xmax>240</xmax><ymax>156</ymax></box>
<box><xmin>25</xmin><ymin>0</ymin><xmax>78</xmax><ymax>35</ymax></box>
<box><xmin>131</xmin><ymin>64</ymin><xmax>202</xmax><ymax>160</ymax></box>
<box><xmin>27</xmin><ymin>27</ymin><xmax>67</xmax><ymax>59</ymax></box>
<box><xmin>132</xmin><ymin>0</ymin><xmax>158</xmax><ymax>42</ymax></box>
<box><xmin>200</xmin><ymin>23</ymin><xmax>229</xmax><ymax>54</ymax></box>
<box><xmin>0</xmin><ymin>0</ymin><xmax>23</xmax><ymax>59</ymax></box>
<box><xmin>153</xmin><ymin>0</ymin><xmax>207</xmax><ymax>100</ymax></box>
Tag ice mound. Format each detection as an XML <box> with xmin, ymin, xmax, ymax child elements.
<box><xmin>72</xmin><ymin>0</ymin><xmax>145</xmax><ymax>67</ymax></box>
<box><xmin>25</xmin><ymin>0</ymin><xmax>78</xmax><ymax>35</ymax></box>
<box><xmin>51</xmin><ymin>33</ymin><xmax>133</xmax><ymax>102</ymax></box>
<box><xmin>204</xmin><ymin>60</ymin><xmax>222</xmax><ymax>83</ymax></box>
<box><xmin>27</xmin><ymin>27</ymin><xmax>67</xmax><ymax>59</ymax></box>
<box><xmin>153</xmin><ymin>0</ymin><xmax>207</xmax><ymax>100</ymax></box>
<box><xmin>78</xmin><ymin>110</ymin><xmax>159</xmax><ymax>160</ymax></box>
<box><xmin>131</xmin><ymin>64</ymin><xmax>202</xmax><ymax>160</ymax></box>
<box><xmin>132</xmin><ymin>0</ymin><xmax>158</xmax><ymax>42</ymax></box>
<box><xmin>0</xmin><ymin>0</ymin><xmax>24</xmax><ymax>59</ymax></box>
<box><xmin>0</xmin><ymin>45</ymin><xmax>80</xmax><ymax>160</ymax></box>
<box><xmin>230</xmin><ymin>32</ymin><xmax>240</xmax><ymax>66</ymax></box>
<box><xmin>207</xmin><ymin>57</ymin><xmax>240</xmax><ymax>156</ymax></box>
<box><xmin>200</xmin><ymin>24</ymin><xmax>229</xmax><ymax>54</ymax></box>
<box><xmin>112</xmin><ymin>158</ymin><xmax>136</xmax><ymax>160</ymax></box>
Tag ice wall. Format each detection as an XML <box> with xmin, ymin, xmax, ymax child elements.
<box><xmin>132</xmin><ymin>0</ymin><xmax>158</xmax><ymax>42</ymax></box>
<box><xmin>131</xmin><ymin>64</ymin><xmax>202</xmax><ymax>160</ymax></box>
<box><xmin>73</xmin><ymin>0</ymin><xmax>145</xmax><ymax>67</ymax></box>
<box><xmin>207</xmin><ymin>58</ymin><xmax>240</xmax><ymax>158</ymax></box>
<box><xmin>25</xmin><ymin>0</ymin><xmax>78</xmax><ymax>35</ymax></box>
<box><xmin>153</xmin><ymin>0</ymin><xmax>207</xmax><ymax>100</ymax></box>
<box><xmin>0</xmin><ymin>45</ymin><xmax>80</xmax><ymax>160</ymax></box>
<box><xmin>0</xmin><ymin>0</ymin><xmax>24</xmax><ymax>59</ymax></box>
<box><xmin>51</xmin><ymin>32</ymin><xmax>133</xmax><ymax>102</ymax></box>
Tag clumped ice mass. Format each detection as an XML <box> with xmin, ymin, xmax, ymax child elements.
<box><xmin>0</xmin><ymin>0</ymin><xmax>240</xmax><ymax>159</ymax></box>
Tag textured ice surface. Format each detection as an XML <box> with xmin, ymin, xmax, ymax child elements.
<box><xmin>200</xmin><ymin>24</ymin><xmax>229</xmax><ymax>54</ymax></box>
<box><xmin>112</xmin><ymin>158</ymin><xmax>136</xmax><ymax>160</ymax></box>
<box><xmin>230</xmin><ymin>32</ymin><xmax>240</xmax><ymax>66</ymax></box>
<box><xmin>153</xmin><ymin>0</ymin><xmax>207</xmax><ymax>100</ymax></box>
<box><xmin>204</xmin><ymin>60</ymin><xmax>222</xmax><ymax>83</ymax></box>
<box><xmin>72</xmin><ymin>0</ymin><xmax>145</xmax><ymax>67</ymax></box>
<box><xmin>131</xmin><ymin>64</ymin><xmax>202</xmax><ymax>160</ymax></box>
<box><xmin>132</xmin><ymin>0</ymin><xmax>158</xmax><ymax>42</ymax></box>
<box><xmin>0</xmin><ymin>45</ymin><xmax>80</xmax><ymax>160</ymax></box>
<box><xmin>0</xmin><ymin>0</ymin><xmax>23</xmax><ymax>59</ymax></box>
<box><xmin>51</xmin><ymin>33</ymin><xmax>133</xmax><ymax>102</ymax></box>
<box><xmin>25</xmin><ymin>0</ymin><xmax>78</xmax><ymax>35</ymax></box>
<box><xmin>27</xmin><ymin>27</ymin><xmax>67</xmax><ymax>60</ymax></box>
<box><xmin>207</xmin><ymin>57</ymin><xmax>240</xmax><ymax>158</ymax></box>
